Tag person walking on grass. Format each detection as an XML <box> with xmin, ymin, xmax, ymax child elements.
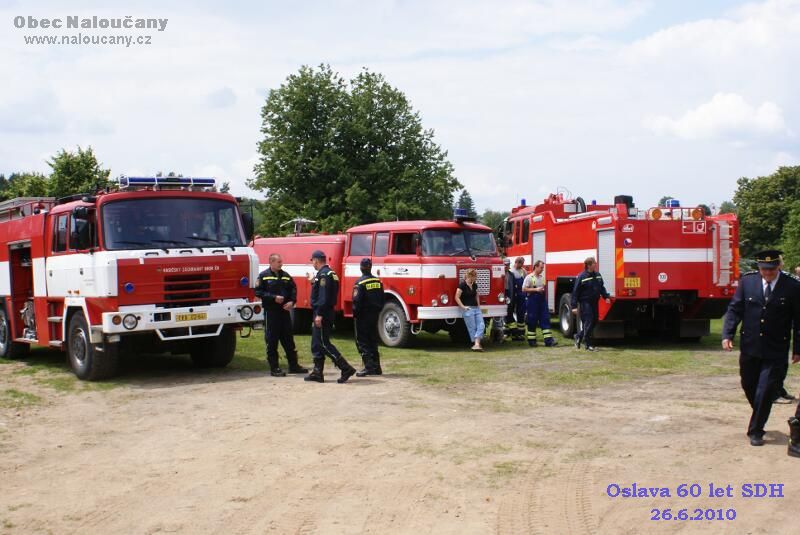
<box><xmin>456</xmin><ymin>268</ymin><xmax>484</xmax><ymax>352</ymax></box>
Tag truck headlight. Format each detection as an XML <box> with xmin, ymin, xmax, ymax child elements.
<box><xmin>239</xmin><ymin>306</ymin><xmax>254</xmax><ymax>320</ymax></box>
<box><xmin>498</xmin><ymin>293</ymin><xmax>506</xmax><ymax>303</ymax></box>
<box><xmin>122</xmin><ymin>314</ymin><xmax>138</xmax><ymax>330</ymax></box>
<box><xmin>440</xmin><ymin>294</ymin><xmax>449</xmax><ymax>305</ymax></box>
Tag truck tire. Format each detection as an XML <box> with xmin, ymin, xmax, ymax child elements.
<box><xmin>67</xmin><ymin>311</ymin><xmax>118</xmax><ymax>380</ymax></box>
<box><xmin>190</xmin><ymin>326</ymin><xmax>236</xmax><ymax>368</ymax></box>
<box><xmin>448</xmin><ymin>318</ymin><xmax>471</xmax><ymax>344</ymax></box>
<box><xmin>378</xmin><ymin>301</ymin><xmax>411</xmax><ymax>348</ymax></box>
<box><xmin>0</xmin><ymin>306</ymin><xmax>29</xmax><ymax>359</ymax></box>
<box><xmin>290</xmin><ymin>307</ymin><xmax>312</xmax><ymax>334</ymax></box>
<box><xmin>559</xmin><ymin>293</ymin><xmax>576</xmax><ymax>338</ymax></box>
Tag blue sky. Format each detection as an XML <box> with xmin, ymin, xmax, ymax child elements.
<box><xmin>1</xmin><ymin>0</ymin><xmax>798</xmax><ymax>213</ymax></box>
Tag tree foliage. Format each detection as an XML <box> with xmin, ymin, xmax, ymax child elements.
<box><xmin>657</xmin><ymin>195</ymin><xmax>674</xmax><ymax>207</ymax></box>
<box><xmin>249</xmin><ymin>65</ymin><xmax>461</xmax><ymax>235</ymax></box>
<box><xmin>719</xmin><ymin>200</ymin><xmax>736</xmax><ymax>215</ymax></box>
<box><xmin>733</xmin><ymin>166</ymin><xmax>800</xmax><ymax>259</ymax></box>
<box><xmin>48</xmin><ymin>146</ymin><xmax>111</xmax><ymax>199</ymax></box>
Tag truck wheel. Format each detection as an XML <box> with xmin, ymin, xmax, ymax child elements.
<box><xmin>0</xmin><ymin>306</ymin><xmax>29</xmax><ymax>359</ymax></box>
<box><xmin>559</xmin><ymin>294</ymin><xmax>576</xmax><ymax>338</ymax></box>
<box><xmin>68</xmin><ymin>311</ymin><xmax>118</xmax><ymax>380</ymax></box>
<box><xmin>378</xmin><ymin>301</ymin><xmax>411</xmax><ymax>347</ymax></box>
<box><xmin>448</xmin><ymin>319</ymin><xmax>471</xmax><ymax>344</ymax></box>
<box><xmin>190</xmin><ymin>326</ymin><xmax>236</xmax><ymax>368</ymax></box>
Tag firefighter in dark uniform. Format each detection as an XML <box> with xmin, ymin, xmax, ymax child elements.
<box><xmin>570</xmin><ymin>257</ymin><xmax>610</xmax><ymax>351</ymax></box>
<box><xmin>305</xmin><ymin>250</ymin><xmax>356</xmax><ymax>384</ymax></box>
<box><xmin>509</xmin><ymin>257</ymin><xmax>528</xmax><ymax>341</ymax></box>
<box><xmin>503</xmin><ymin>258</ymin><xmax>515</xmax><ymax>339</ymax></box>
<box><xmin>255</xmin><ymin>253</ymin><xmax>309</xmax><ymax>376</ymax></box>
<box><xmin>353</xmin><ymin>258</ymin><xmax>385</xmax><ymax>377</ymax></box>
<box><xmin>722</xmin><ymin>249</ymin><xmax>800</xmax><ymax>449</ymax></box>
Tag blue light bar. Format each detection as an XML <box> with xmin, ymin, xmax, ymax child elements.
<box><xmin>118</xmin><ymin>176</ymin><xmax>217</xmax><ymax>189</ymax></box>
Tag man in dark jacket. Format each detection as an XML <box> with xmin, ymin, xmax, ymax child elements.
<box><xmin>723</xmin><ymin>249</ymin><xmax>800</xmax><ymax>449</ymax></box>
<box><xmin>353</xmin><ymin>258</ymin><xmax>385</xmax><ymax>376</ymax></box>
<box><xmin>570</xmin><ymin>257</ymin><xmax>610</xmax><ymax>351</ymax></box>
<box><xmin>255</xmin><ymin>253</ymin><xmax>308</xmax><ymax>376</ymax></box>
<box><xmin>305</xmin><ymin>250</ymin><xmax>356</xmax><ymax>383</ymax></box>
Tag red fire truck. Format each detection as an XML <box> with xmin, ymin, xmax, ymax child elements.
<box><xmin>502</xmin><ymin>193</ymin><xmax>739</xmax><ymax>340</ymax></box>
<box><xmin>253</xmin><ymin>214</ymin><xmax>507</xmax><ymax>347</ymax></box>
<box><xmin>0</xmin><ymin>176</ymin><xmax>263</xmax><ymax>380</ymax></box>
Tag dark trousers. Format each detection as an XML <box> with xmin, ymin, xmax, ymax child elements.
<box><xmin>526</xmin><ymin>293</ymin><xmax>554</xmax><ymax>344</ymax></box>
<box><xmin>576</xmin><ymin>301</ymin><xmax>598</xmax><ymax>348</ymax></box>
<box><xmin>504</xmin><ymin>302</ymin><xmax>516</xmax><ymax>335</ymax></box>
<box><xmin>265</xmin><ymin>309</ymin><xmax>297</xmax><ymax>370</ymax></box>
<box><xmin>355</xmin><ymin>313</ymin><xmax>381</xmax><ymax>371</ymax></box>
<box><xmin>311</xmin><ymin>316</ymin><xmax>344</xmax><ymax>365</ymax></box>
<box><xmin>740</xmin><ymin>353</ymin><xmax>784</xmax><ymax>437</ymax></box>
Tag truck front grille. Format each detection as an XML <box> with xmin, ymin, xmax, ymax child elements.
<box><xmin>163</xmin><ymin>274</ymin><xmax>211</xmax><ymax>305</ymax></box>
<box><xmin>458</xmin><ymin>268</ymin><xmax>491</xmax><ymax>296</ymax></box>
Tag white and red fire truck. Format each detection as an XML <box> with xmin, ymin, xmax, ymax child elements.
<box><xmin>503</xmin><ymin>193</ymin><xmax>739</xmax><ymax>340</ymax></box>
<box><xmin>253</xmin><ymin>213</ymin><xmax>508</xmax><ymax>347</ymax></box>
<box><xmin>0</xmin><ymin>176</ymin><xmax>263</xmax><ymax>380</ymax></box>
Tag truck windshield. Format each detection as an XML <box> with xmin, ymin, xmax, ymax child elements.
<box><xmin>102</xmin><ymin>198</ymin><xmax>245</xmax><ymax>250</ymax></box>
<box><xmin>421</xmin><ymin>230</ymin><xmax>497</xmax><ymax>257</ymax></box>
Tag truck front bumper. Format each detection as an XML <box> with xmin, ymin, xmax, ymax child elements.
<box><xmin>100</xmin><ymin>300</ymin><xmax>264</xmax><ymax>341</ymax></box>
<box><xmin>417</xmin><ymin>304</ymin><xmax>507</xmax><ymax>320</ymax></box>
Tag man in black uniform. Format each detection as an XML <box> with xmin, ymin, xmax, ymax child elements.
<box><xmin>305</xmin><ymin>250</ymin><xmax>356</xmax><ymax>384</ymax></box>
<box><xmin>353</xmin><ymin>258</ymin><xmax>385</xmax><ymax>377</ymax></box>
<box><xmin>722</xmin><ymin>249</ymin><xmax>800</xmax><ymax>448</ymax></box>
<box><xmin>255</xmin><ymin>253</ymin><xmax>308</xmax><ymax>377</ymax></box>
<box><xmin>570</xmin><ymin>257</ymin><xmax>610</xmax><ymax>351</ymax></box>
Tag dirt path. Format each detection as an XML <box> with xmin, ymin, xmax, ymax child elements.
<box><xmin>1</xmin><ymin>362</ymin><xmax>799</xmax><ymax>534</ymax></box>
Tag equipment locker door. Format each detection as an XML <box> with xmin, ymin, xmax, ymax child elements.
<box><xmin>532</xmin><ymin>230</ymin><xmax>555</xmax><ymax>312</ymax></box>
<box><xmin>597</xmin><ymin>229</ymin><xmax>615</xmax><ymax>297</ymax></box>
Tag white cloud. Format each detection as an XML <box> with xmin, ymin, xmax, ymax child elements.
<box><xmin>206</xmin><ymin>87</ymin><xmax>237</xmax><ymax>109</ymax></box>
<box><xmin>644</xmin><ymin>93</ymin><xmax>788</xmax><ymax>140</ymax></box>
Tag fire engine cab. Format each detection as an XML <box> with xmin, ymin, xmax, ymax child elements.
<box><xmin>0</xmin><ymin>176</ymin><xmax>263</xmax><ymax>380</ymax></box>
<box><xmin>503</xmin><ymin>193</ymin><xmax>739</xmax><ymax>340</ymax></box>
<box><xmin>253</xmin><ymin>212</ymin><xmax>507</xmax><ymax>347</ymax></box>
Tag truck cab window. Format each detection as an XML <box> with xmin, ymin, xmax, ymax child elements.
<box><xmin>374</xmin><ymin>232</ymin><xmax>389</xmax><ymax>257</ymax></box>
<box><xmin>522</xmin><ymin>219</ymin><xmax>530</xmax><ymax>243</ymax></box>
<box><xmin>391</xmin><ymin>232</ymin><xmax>419</xmax><ymax>255</ymax></box>
<box><xmin>350</xmin><ymin>233</ymin><xmax>372</xmax><ymax>256</ymax></box>
<box><xmin>70</xmin><ymin>210</ymin><xmax>96</xmax><ymax>250</ymax></box>
<box><xmin>53</xmin><ymin>214</ymin><xmax>68</xmax><ymax>252</ymax></box>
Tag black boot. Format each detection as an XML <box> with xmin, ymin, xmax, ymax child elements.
<box><xmin>545</xmin><ymin>337</ymin><xmax>558</xmax><ymax>347</ymax></box>
<box><xmin>287</xmin><ymin>351</ymin><xmax>308</xmax><ymax>374</ymax></box>
<box><xmin>267</xmin><ymin>353</ymin><xmax>285</xmax><ymax>376</ymax></box>
<box><xmin>789</xmin><ymin>417</ymin><xmax>800</xmax><ymax>458</ymax></box>
<box><xmin>332</xmin><ymin>356</ymin><xmax>356</xmax><ymax>383</ymax></box>
<box><xmin>304</xmin><ymin>359</ymin><xmax>325</xmax><ymax>383</ymax></box>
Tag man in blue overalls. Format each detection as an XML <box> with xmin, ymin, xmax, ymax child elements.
<box><xmin>523</xmin><ymin>260</ymin><xmax>557</xmax><ymax>347</ymax></box>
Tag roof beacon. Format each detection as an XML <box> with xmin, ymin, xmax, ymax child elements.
<box><xmin>118</xmin><ymin>176</ymin><xmax>217</xmax><ymax>191</ymax></box>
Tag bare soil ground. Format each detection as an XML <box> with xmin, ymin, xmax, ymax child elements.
<box><xmin>1</xmin><ymin>333</ymin><xmax>799</xmax><ymax>534</ymax></box>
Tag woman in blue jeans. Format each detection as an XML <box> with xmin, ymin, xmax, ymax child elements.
<box><xmin>455</xmin><ymin>268</ymin><xmax>484</xmax><ymax>351</ymax></box>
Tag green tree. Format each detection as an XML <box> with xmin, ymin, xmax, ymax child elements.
<box><xmin>455</xmin><ymin>189</ymin><xmax>477</xmax><ymax>218</ymax></box>
<box><xmin>719</xmin><ymin>200</ymin><xmax>736</xmax><ymax>214</ymax></box>
<box><xmin>219</xmin><ymin>181</ymin><xmax>231</xmax><ymax>194</ymax></box>
<box><xmin>779</xmin><ymin>200</ymin><xmax>800</xmax><ymax>270</ymax></box>
<box><xmin>249</xmin><ymin>65</ymin><xmax>460</xmax><ymax>235</ymax></box>
<box><xmin>6</xmin><ymin>172</ymin><xmax>49</xmax><ymax>198</ymax></box>
<box><xmin>480</xmin><ymin>209</ymin><xmax>509</xmax><ymax>246</ymax></box>
<box><xmin>47</xmin><ymin>146</ymin><xmax>110</xmax><ymax>199</ymax></box>
<box><xmin>697</xmin><ymin>203</ymin><xmax>712</xmax><ymax>216</ymax></box>
<box><xmin>733</xmin><ymin>166</ymin><xmax>800</xmax><ymax>258</ymax></box>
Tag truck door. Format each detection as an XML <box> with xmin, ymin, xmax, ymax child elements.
<box><xmin>532</xmin><ymin>230</ymin><xmax>554</xmax><ymax>312</ymax></box>
<box><xmin>597</xmin><ymin>229</ymin><xmax>616</xmax><ymax>297</ymax></box>
<box><xmin>344</xmin><ymin>232</ymin><xmax>374</xmax><ymax>314</ymax></box>
<box><xmin>380</xmin><ymin>231</ymin><xmax>421</xmax><ymax>308</ymax></box>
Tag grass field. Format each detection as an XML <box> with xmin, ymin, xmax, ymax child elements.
<box><xmin>3</xmin><ymin>318</ymin><xmax>796</xmax><ymax>395</ymax></box>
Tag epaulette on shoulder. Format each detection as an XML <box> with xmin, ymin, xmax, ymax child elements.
<box><xmin>783</xmin><ymin>271</ymin><xmax>800</xmax><ymax>282</ymax></box>
<box><xmin>741</xmin><ymin>270</ymin><xmax>759</xmax><ymax>277</ymax></box>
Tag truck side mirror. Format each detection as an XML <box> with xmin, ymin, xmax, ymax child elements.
<box><xmin>72</xmin><ymin>206</ymin><xmax>89</xmax><ymax>220</ymax></box>
<box><xmin>70</xmin><ymin>219</ymin><xmax>91</xmax><ymax>250</ymax></box>
<box><xmin>241</xmin><ymin>213</ymin><xmax>254</xmax><ymax>242</ymax></box>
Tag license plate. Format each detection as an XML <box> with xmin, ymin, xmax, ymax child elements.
<box><xmin>175</xmin><ymin>312</ymin><xmax>207</xmax><ymax>322</ymax></box>
<box><xmin>623</xmin><ymin>277</ymin><xmax>641</xmax><ymax>289</ymax></box>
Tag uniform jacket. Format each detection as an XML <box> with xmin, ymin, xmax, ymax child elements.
<box><xmin>511</xmin><ymin>268</ymin><xmax>526</xmax><ymax>301</ymax></box>
<box><xmin>311</xmin><ymin>265</ymin><xmax>339</xmax><ymax>319</ymax></box>
<box><xmin>722</xmin><ymin>271</ymin><xmax>800</xmax><ymax>359</ymax></box>
<box><xmin>571</xmin><ymin>269</ymin><xmax>610</xmax><ymax>308</ymax></box>
<box><xmin>352</xmin><ymin>273</ymin><xmax>385</xmax><ymax>317</ymax></box>
<box><xmin>254</xmin><ymin>268</ymin><xmax>297</xmax><ymax>312</ymax></box>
